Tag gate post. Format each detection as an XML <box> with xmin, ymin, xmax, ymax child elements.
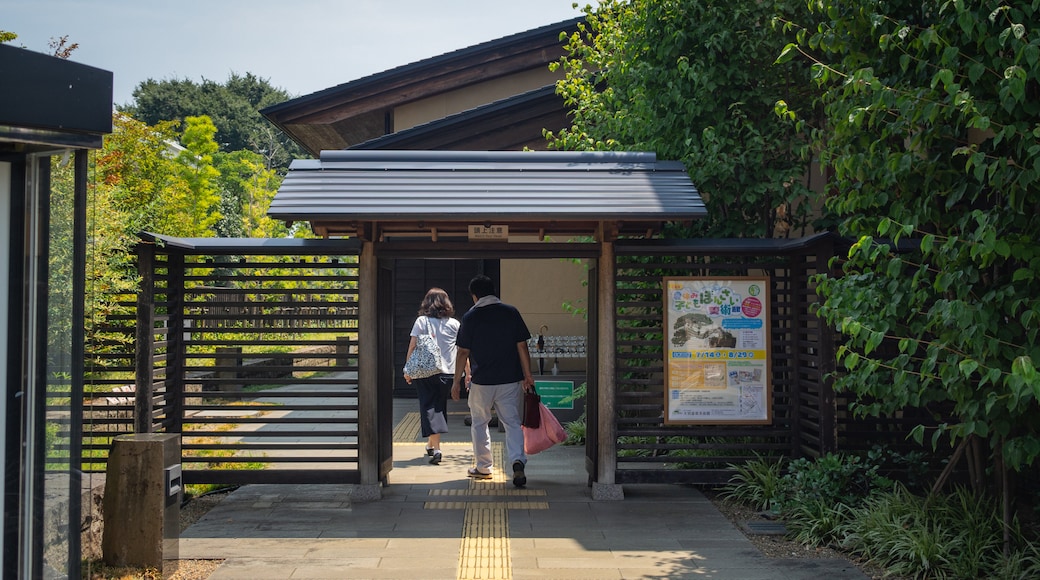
<box><xmin>134</xmin><ymin>243</ymin><xmax>156</xmax><ymax>433</ymax></box>
<box><xmin>356</xmin><ymin>240</ymin><xmax>382</xmax><ymax>499</ymax></box>
<box><xmin>593</xmin><ymin>239</ymin><xmax>623</xmax><ymax>500</ymax></box>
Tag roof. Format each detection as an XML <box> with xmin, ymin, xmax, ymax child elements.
<box><xmin>269</xmin><ymin>150</ymin><xmax>706</xmax><ymax>240</ymax></box>
<box><xmin>138</xmin><ymin>232</ymin><xmax>362</xmax><ymax>255</ymax></box>
<box><xmin>260</xmin><ymin>18</ymin><xmax>582</xmax><ymax>154</ymax></box>
<box><xmin>0</xmin><ymin>44</ymin><xmax>112</xmax><ymax>151</ymax></box>
<box><xmin>350</xmin><ymin>85</ymin><xmax>566</xmax><ymax>151</ymax></box>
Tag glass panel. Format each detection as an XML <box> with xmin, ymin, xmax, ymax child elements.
<box><xmin>20</xmin><ymin>152</ymin><xmax>78</xmax><ymax>578</ymax></box>
<box><xmin>43</xmin><ymin>152</ymin><xmax>76</xmax><ymax>578</ymax></box>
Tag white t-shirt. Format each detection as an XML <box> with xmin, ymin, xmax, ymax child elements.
<box><xmin>410</xmin><ymin>315</ymin><xmax>460</xmax><ymax>374</ymax></box>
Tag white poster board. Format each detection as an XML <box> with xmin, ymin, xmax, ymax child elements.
<box><xmin>663</xmin><ymin>277</ymin><xmax>772</xmax><ymax>424</ymax></box>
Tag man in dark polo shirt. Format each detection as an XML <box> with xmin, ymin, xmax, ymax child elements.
<box><xmin>451</xmin><ymin>274</ymin><xmax>535</xmax><ymax>488</ymax></box>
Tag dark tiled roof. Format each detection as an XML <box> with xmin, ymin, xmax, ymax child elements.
<box><xmin>270</xmin><ymin>150</ymin><xmax>705</xmax><ymax>239</ymax></box>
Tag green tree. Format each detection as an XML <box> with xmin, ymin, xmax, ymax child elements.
<box><xmin>123</xmin><ymin>73</ymin><xmax>306</xmax><ymax>171</ymax></box>
<box><xmin>215</xmin><ymin>149</ymin><xmax>288</xmax><ymax>239</ymax></box>
<box><xmin>779</xmin><ymin>2</ymin><xmax>1040</xmax><ymax>474</ymax></box>
<box><xmin>547</xmin><ymin>0</ymin><xmax>822</xmax><ymax>237</ymax></box>
<box><xmin>175</xmin><ymin>115</ymin><xmax>223</xmax><ymax>236</ymax></box>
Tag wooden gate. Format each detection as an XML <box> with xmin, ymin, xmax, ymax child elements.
<box><xmin>131</xmin><ymin>235</ymin><xmax>363</xmax><ymax>485</ymax></box>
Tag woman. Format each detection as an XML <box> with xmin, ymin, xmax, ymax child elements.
<box><xmin>403</xmin><ymin>287</ymin><xmax>460</xmax><ymax>465</ymax></box>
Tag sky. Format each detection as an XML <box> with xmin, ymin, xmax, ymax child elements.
<box><xmin>7</xmin><ymin>0</ymin><xmax>584</xmax><ymax>107</ymax></box>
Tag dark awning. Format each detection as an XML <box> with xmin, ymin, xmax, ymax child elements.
<box><xmin>269</xmin><ymin>150</ymin><xmax>706</xmax><ymax>240</ymax></box>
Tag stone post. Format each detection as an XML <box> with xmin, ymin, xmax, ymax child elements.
<box><xmin>102</xmin><ymin>434</ymin><xmax>182</xmax><ymax>569</ymax></box>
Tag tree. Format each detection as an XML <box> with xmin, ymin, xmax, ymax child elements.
<box><xmin>778</xmin><ymin>2</ymin><xmax>1040</xmax><ymax>477</ymax></box>
<box><xmin>123</xmin><ymin>73</ymin><xmax>306</xmax><ymax>171</ymax></box>
<box><xmin>214</xmin><ymin>149</ymin><xmax>289</xmax><ymax>239</ymax></box>
<box><xmin>175</xmin><ymin>116</ymin><xmax>223</xmax><ymax>236</ymax></box>
<box><xmin>546</xmin><ymin>0</ymin><xmax>823</xmax><ymax>238</ymax></box>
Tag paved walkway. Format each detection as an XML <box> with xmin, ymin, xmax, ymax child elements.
<box><xmin>177</xmin><ymin>396</ymin><xmax>869</xmax><ymax>579</ymax></box>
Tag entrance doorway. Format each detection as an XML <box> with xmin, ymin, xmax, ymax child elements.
<box><xmin>378</xmin><ymin>250</ymin><xmax>599</xmax><ymax>485</ymax></box>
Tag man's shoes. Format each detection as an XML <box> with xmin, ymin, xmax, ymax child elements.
<box><xmin>425</xmin><ymin>447</ymin><xmax>435</xmax><ymax>457</ymax></box>
<box><xmin>429</xmin><ymin>451</ymin><xmax>442</xmax><ymax>465</ymax></box>
<box><xmin>467</xmin><ymin>467</ymin><xmax>492</xmax><ymax>479</ymax></box>
<box><xmin>512</xmin><ymin>461</ymin><xmax>526</xmax><ymax>488</ymax></box>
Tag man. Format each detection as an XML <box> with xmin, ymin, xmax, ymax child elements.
<box><xmin>451</xmin><ymin>274</ymin><xmax>535</xmax><ymax>488</ymax></box>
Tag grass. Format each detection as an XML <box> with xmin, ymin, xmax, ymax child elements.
<box><xmin>80</xmin><ymin>561</ymin><xmax>161</xmax><ymax>580</ymax></box>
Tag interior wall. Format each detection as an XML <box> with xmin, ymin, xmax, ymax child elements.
<box><xmin>500</xmin><ymin>257</ymin><xmax>588</xmax><ymax>374</ymax></box>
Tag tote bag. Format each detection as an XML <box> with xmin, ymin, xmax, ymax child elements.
<box><xmin>522</xmin><ymin>403</ymin><xmax>567</xmax><ymax>455</ymax></box>
<box><xmin>403</xmin><ymin>318</ymin><xmax>442</xmax><ymax>379</ymax></box>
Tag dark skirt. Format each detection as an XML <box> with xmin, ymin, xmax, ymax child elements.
<box><xmin>416</xmin><ymin>373</ymin><xmax>452</xmax><ymax>436</ymax></box>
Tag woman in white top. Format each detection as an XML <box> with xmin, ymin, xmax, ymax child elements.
<box><xmin>403</xmin><ymin>287</ymin><xmax>461</xmax><ymax>464</ymax></box>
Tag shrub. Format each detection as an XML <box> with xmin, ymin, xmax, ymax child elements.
<box><xmin>720</xmin><ymin>454</ymin><xmax>786</xmax><ymax>512</ymax></box>
<box><xmin>781</xmin><ymin>452</ymin><xmax>894</xmax><ymax>510</ymax></box>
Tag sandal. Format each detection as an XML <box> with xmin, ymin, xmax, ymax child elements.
<box><xmin>466</xmin><ymin>467</ymin><xmax>492</xmax><ymax>479</ymax></box>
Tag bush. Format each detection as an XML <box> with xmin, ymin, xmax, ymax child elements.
<box><xmin>721</xmin><ymin>451</ymin><xmax>1040</xmax><ymax>578</ymax></box>
<box><xmin>781</xmin><ymin>452</ymin><xmax>894</xmax><ymax>510</ymax></box>
<box><xmin>720</xmin><ymin>454</ymin><xmax>786</xmax><ymax>512</ymax></box>
<box><xmin>563</xmin><ymin>416</ymin><xmax>586</xmax><ymax>445</ymax></box>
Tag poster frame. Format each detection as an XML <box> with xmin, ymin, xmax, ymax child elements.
<box><xmin>662</xmin><ymin>276</ymin><xmax>773</xmax><ymax>425</ymax></box>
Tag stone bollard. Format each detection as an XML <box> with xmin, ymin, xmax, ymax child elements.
<box><xmin>102</xmin><ymin>434</ymin><xmax>182</xmax><ymax>569</ymax></box>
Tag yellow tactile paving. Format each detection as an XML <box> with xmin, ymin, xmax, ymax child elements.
<box><xmin>426</xmin><ymin>501</ymin><xmax>550</xmax><ymax>510</ymax></box>
<box><xmin>458</xmin><ymin>503</ymin><xmax>511</xmax><ymax>579</ymax></box>
<box><xmin>399</xmin><ymin>442</ymin><xmax>548</xmax><ymax>580</ymax></box>
<box><xmin>400</xmin><ymin>424</ymin><xmax>545</xmax><ymax>579</ymax></box>
<box><xmin>392</xmin><ymin>411</ymin><xmax>422</xmax><ymax>442</ymax></box>
<box><xmin>430</xmin><ymin>488</ymin><xmax>545</xmax><ymax>497</ymax></box>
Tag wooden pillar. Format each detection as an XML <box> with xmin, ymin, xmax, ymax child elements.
<box><xmin>357</xmin><ymin>241</ymin><xmax>379</xmax><ymax>488</ymax></box>
<box><xmin>134</xmin><ymin>243</ymin><xmax>155</xmax><ymax>434</ymax></box>
<box><xmin>593</xmin><ymin>239</ymin><xmax>623</xmax><ymax>499</ymax></box>
<box><xmin>166</xmin><ymin>253</ymin><xmax>185</xmax><ymax>432</ymax></box>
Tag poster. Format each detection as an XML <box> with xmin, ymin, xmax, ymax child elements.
<box><xmin>663</xmin><ymin>277</ymin><xmax>772</xmax><ymax>424</ymax></box>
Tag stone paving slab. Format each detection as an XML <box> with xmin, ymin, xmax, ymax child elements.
<box><xmin>177</xmin><ymin>396</ymin><xmax>870</xmax><ymax>580</ymax></box>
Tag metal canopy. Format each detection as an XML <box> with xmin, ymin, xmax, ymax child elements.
<box><xmin>270</xmin><ymin>150</ymin><xmax>706</xmax><ymax>240</ymax></box>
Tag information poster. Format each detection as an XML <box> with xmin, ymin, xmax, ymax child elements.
<box><xmin>664</xmin><ymin>277</ymin><xmax>772</xmax><ymax>424</ymax></box>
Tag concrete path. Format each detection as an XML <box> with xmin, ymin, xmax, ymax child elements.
<box><xmin>177</xmin><ymin>394</ymin><xmax>869</xmax><ymax>579</ymax></box>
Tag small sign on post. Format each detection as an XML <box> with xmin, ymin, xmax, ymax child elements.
<box><xmin>534</xmin><ymin>380</ymin><xmax>574</xmax><ymax>409</ymax></box>
<box><xmin>468</xmin><ymin>224</ymin><xmax>509</xmax><ymax>241</ymax></box>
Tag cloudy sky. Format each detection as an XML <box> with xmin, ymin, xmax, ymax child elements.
<box><xmin>7</xmin><ymin>0</ymin><xmax>584</xmax><ymax>106</ymax></box>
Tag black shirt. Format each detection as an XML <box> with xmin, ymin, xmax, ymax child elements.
<box><xmin>457</xmin><ymin>302</ymin><xmax>531</xmax><ymax>385</ymax></box>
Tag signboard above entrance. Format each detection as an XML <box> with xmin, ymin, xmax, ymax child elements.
<box><xmin>468</xmin><ymin>224</ymin><xmax>509</xmax><ymax>240</ymax></box>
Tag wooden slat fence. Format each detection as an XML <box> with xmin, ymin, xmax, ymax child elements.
<box><xmin>611</xmin><ymin>238</ymin><xmax>838</xmax><ymax>485</ymax></box>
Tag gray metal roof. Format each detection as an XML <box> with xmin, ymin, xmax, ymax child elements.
<box><xmin>270</xmin><ymin>150</ymin><xmax>706</xmax><ymax>239</ymax></box>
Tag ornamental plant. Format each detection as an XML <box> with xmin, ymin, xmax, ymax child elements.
<box><xmin>776</xmin><ymin>1</ymin><xmax>1040</xmax><ymax>475</ymax></box>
